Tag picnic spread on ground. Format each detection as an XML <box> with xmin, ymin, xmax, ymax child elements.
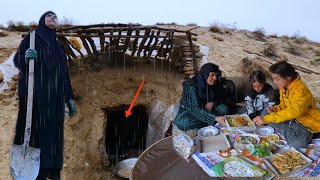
<box><xmin>171</xmin><ymin>114</ymin><xmax>320</xmax><ymax>178</ymax></box>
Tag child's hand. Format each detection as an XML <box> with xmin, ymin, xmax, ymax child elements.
<box><xmin>253</xmin><ymin>116</ymin><xmax>266</xmax><ymax>126</ymax></box>
<box><xmin>215</xmin><ymin>116</ymin><xmax>226</xmax><ymax>126</ymax></box>
<box><xmin>267</xmin><ymin>106</ymin><xmax>275</xmax><ymax>113</ymax></box>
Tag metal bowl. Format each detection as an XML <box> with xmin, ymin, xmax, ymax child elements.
<box><xmin>113</xmin><ymin>158</ymin><xmax>138</xmax><ymax>179</ymax></box>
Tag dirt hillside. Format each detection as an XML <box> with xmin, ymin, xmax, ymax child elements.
<box><xmin>1</xmin><ymin>26</ymin><xmax>319</xmax><ymax>179</ymax></box>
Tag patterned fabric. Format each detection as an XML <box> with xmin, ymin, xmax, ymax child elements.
<box><xmin>173</xmin><ymin>82</ymin><xmax>228</xmax><ymax>131</ymax></box>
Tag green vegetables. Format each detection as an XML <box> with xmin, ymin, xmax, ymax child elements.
<box><xmin>255</xmin><ymin>142</ymin><xmax>272</xmax><ymax>158</ymax></box>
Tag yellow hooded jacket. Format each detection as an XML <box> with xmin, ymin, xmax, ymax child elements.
<box><xmin>264</xmin><ymin>75</ymin><xmax>320</xmax><ymax>133</ymax></box>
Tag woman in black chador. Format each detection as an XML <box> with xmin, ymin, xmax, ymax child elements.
<box><xmin>13</xmin><ymin>11</ymin><xmax>76</xmax><ymax>180</ymax></box>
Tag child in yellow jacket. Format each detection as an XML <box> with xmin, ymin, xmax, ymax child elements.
<box><xmin>253</xmin><ymin>61</ymin><xmax>320</xmax><ymax>148</ymax></box>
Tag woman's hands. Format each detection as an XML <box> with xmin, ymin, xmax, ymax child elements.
<box><xmin>25</xmin><ymin>48</ymin><xmax>37</xmax><ymax>63</ymax></box>
<box><xmin>67</xmin><ymin>100</ymin><xmax>77</xmax><ymax>117</ymax></box>
<box><xmin>253</xmin><ymin>116</ymin><xmax>266</xmax><ymax>126</ymax></box>
<box><xmin>267</xmin><ymin>106</ymin><xmax>275</xmax><ymax>113</ymax></box>
<box><xmin>215</xmin><ymin>116</ymin><xmax>226</xmax><ymax>126</ymax></box>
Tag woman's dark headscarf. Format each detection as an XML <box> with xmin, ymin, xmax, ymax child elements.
<box><xmin>184</xmin><ymin>63</ymin><xmax>224</xmax><ymax>104</ymax></box>
<box><xmin>35</xmin><ymin>11</ymin><xmax>61</xmax><ymax>71</ymax></box>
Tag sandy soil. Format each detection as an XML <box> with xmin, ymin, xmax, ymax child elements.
<box><xmin>1</xmin><ymin>26</ymin><xmax>319</xmax><ymax>179</ymax></box>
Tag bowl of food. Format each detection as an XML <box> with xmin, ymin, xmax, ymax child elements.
<box><xmin>113</xmin><ymin>158</ymin><xmax>138</xmax><ymax>179</ymax></box>
<box><xmin>267</xmin><ymin>134</ymin><xmax>279</xmax><ymax>142</ymax></box>
<box><xmin>197</xmin><ymin>126</ymin><xmax>219</xmax><ymax>138</ymax></box>
<box><xmin>254</xmin><ymin>126</ymin><xmax>274</xmax><ymax>137</ymax></box>
<box><xmin>274</xmin><ymin>140</ymin><xmax>287</xmax><ymax>148</ymax></box>
<box><xmin>235</xmin><ymin>134</ymin><xmax>260</xmax><ymax>145</ymax></box>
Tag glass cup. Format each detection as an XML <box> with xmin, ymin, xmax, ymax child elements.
<box><xmin>235</xmin><ymin>140</ymin><xmax>255</xmax><ymax>157</ymax></box>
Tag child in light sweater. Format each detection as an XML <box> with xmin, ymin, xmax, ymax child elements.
<box><xmin>245</xmin><ymin>71</ymin><xmax>275</xmax><ymax>119</ymax></box>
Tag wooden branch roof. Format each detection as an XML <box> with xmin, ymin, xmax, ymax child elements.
<box><xmin>56</xmin><ymin>23</ymin><xmax>199</xmax><ymax>71</ymax></box>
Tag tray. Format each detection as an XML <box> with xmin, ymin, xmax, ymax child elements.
<box><xmin>199</xmin><ymin>134</ymin><xmax>230</xmax><ymax>153</ymax></box>
<box><xmin>211</xmin><ymin>155</ymin><xmax>267</xmax><ymax>177</ymax></box>
<box><xmin>225</xmin><ymin>114</ymin><xmax>256</xmax><ymax>132</ymax></box>
<box><xmin>263</xmin><ymin>147</ymin><xmax>312</xmax><ymax>177</ymax></box>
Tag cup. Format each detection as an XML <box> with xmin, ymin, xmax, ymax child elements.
<box><xmin>235</xmin><ymin>140</ymin><xmax>255</xmax><ymax>157</ymax></box>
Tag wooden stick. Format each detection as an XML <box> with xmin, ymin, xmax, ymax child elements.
<box><xmin>123</xmin><ymin>27</ymin><xmax>133</xmax><ymax>53</ymax></box>
<box><xmin>57</xmin><ymin>36</ymin><xmax>77</xmax><ymax>59</ymax></box>
<box><xmin>61</xmin><ymin>36</ymin><xmax>84</xmax><ymax>58</ymax></box>
<box><xmin>137</xmin><ymin>28</ymin><xmax>151</xmax><ymax>57</ymax></box>
<box><xmin>59</xmin><ymin>24</ymin><xmax>197</xmax><ymax>35</ymax></box>
<box><xmin>99</xmin><ymin>30</ymin><xmax>105</xmax><ymax>53</ymax></box>
<box><xmin>153</xmin><ymin>26</ymin><xmax>198</xmax><ymax>36</ymax></box>
<box><xmin>56</xmin><ymin>33</ymin><xmax>190</xmax><ymax>38</ymax></box>
<box><xmin>86</xmin><ymin>36</ymin><xmax>98</xmax><ymax>54</ymax></box>
<box><xmin>156</xmin><ymin>32</ymin><xmax>169</xmax><ymax>58</ymax></box>
<box><xmin>131</xmin><ymin>29</ymin><xmax>140</xmax><ymax>56</ymax></box>
<box><xmin>144</xmin><ymin>30</ymin><xmax>155</xmax><ymax>58</ymax></box>
<box><xmin>115</xmin><ymin>30</ymin><xmax>121</xmax><ymax>53</ymax></box>
<box><xmin>147</xmin><ymin>30</ymin><xmax>161</xmax><ymax>59</ymax></box>
<box><xmin>59</xmin><ymin>23</ymin><xmax>141</xmax><ymax>31</ymax></box>
<box><xmin>109</xmin><ymin>29</ymin><xmax>114</xmax><ymax>54</ymax></box>
<box><xmin>79</xmin><ymin>33</ymin><xmax>92</xmax><ymax>55</ymax></box>
<box><xmin>188</xmin><ymin>31</ymin><xmax>198</xmax><ymax>72</ymax></box>
<box><xmin>166</xmin><ymin>31</ymin><xmax>174</xmax><ymax>61</ymax></box>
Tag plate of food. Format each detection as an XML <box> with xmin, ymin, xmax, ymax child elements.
<box><xmin>254</xmin><ymin>141</ymin><xmax>272</xmax><ymax>158</ymax></box>
<box><xmin>267</xmin><ymin>134</ymin><xmax>279</xmax><ymax>142</ymax></box>
<box><xmin>197</xmin><ymin>126</ymin><xmax>219</xmax><ymax>138</ymax></box>
<box><xmin>225</xmin><ymin>114</ymin><xmax>255</xmax><ymax>132</ymax></box>
<box><xmin>235</xmin><ymin>133</ymin><xmax>260</xmax><ymax>145</ymax></box>
<box><xmin>263</xmin><ymin>147</ymin><xmax>312</xmax><ymax>176</ymax></box>
<box><xmin>254</xmin><ymin>126</ymin><xmax>274</xmax><ymax>137</ymax></box>
<box><xmin>173</xmin><ymin>133</ymin><xmax>195</xmax><ymax>159</ymax></box>
<box><xmin>211</xmin><ymin>155</ymin><xmax>266</xmax><ymax>177</ymax></box>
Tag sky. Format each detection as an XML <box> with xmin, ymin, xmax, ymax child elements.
<box><xmin>1</xmin><ymin>0</ymin><xmax>319</xmax><ymax>41</ymax></box>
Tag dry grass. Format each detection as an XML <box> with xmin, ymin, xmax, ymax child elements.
<box><xmin>252</xmin><ymin>27</ymin><xmax>266</xmax><ymax>41</ymax></box>
<box><xmin>315</xmin><ymin>50</ymin><xmax>320</xmax><ymax>56</ymax></box>
<box><xmin>294</xmin><ymin>36</ymin><xmax>309</xmax><ymax>45</ymax></box>
<box><xmin>29</xmin><ymin>21</ymin><xmax>38</xmax><ymax>29</ymax></box>
<box><xmin>212</xmin><ymin>35</ymin><xmax>224</xmax><ymax>41</ymax></box>
<box><xmin>6</xmin><ymin>20</ymin><xmax>16</xmax><ymax>30</ymax></box>
<box><xmin>59</xmin><ymin>16</ymin><xmax>76</xmax><ymax>27</ymax></box>
<box><xmin>285</xmin><ymin>43</ymin><xmax>302</xmax><ymax>56</ymax></box>
<box><xmin>7</xmin><ymin>20</ymin><xmax>35</xmax><ymax>31</ymax></box>
<box><xmin>209</xmin><ymin>23</ymin><xmax>223</xmax><ymax>34</ymax></box>
<box><xmin>186</xmin><ymin>23</ymin><xmax>197</xmax><ymax>26</ymax></box>
<box><xmin>269</xmin><ymin>33</ymin><xmax>278</xmax><ymax>38</ymax></box>
<box><xmin>281</xmin><ymin>35</ymin><xmax>290</xmax><ymax>41</ymax></box>
<box><xmin>262</xmin><ymin>44</ymin><xmax>277</xmax><ymax>57</ymax></box>
<box><xmin>0</xmin><ymin>24</ymin><xmax>6</xmax><ymax>30</ymax></box>
<box><xmin>307</xmin><ymin>46</ymin><xmax>314</xmax><ymax>51</ymax></box>
<box><xmin>241</xmin><ymin>57</ymin><xmax>271</xmax><ymax>79</ymax></box>
<box><xmin>0</xmin><ymin>29</ymin><xmax>8</xmax><ymax>37</ymax></box>
<box><xmin>155</xmin><ymin>22</ymin><xmax>178</xmax><ymax>26</ymax></box>
<box><xmin>290</xmin><ymin>31</ymin><xmax>310</xmax><ymax>44</ymax></box>
<box><xmin>311</xmin><ymin>58</ymin><xmax>320</xmax><ymax>66</ymax></box>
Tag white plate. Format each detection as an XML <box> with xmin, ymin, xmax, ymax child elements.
<box><xmin>197</xmin><ymin>126</ymin><xmax>219</xmax><ymax>138</ymax></box>
<box><xmin>255</xmin><ymin>126</ymin><xmax>274</xmax><ymax>136</ymax></box>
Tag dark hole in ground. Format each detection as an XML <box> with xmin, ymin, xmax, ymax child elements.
<box><xmin>103</xmin><ymin>104</ymin><xmax>148</xmax><ymax>164</ymax></box>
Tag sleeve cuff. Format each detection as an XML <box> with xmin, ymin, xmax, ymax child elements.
<box><xmin>264</xmin><ymin>115</ymin><xmax>273</xmax><ymax>124</ymax></box>
<box><xmin>208</xmin><ymin>113</ymin><xmax>216</xmax><ymax>122</ymax></box>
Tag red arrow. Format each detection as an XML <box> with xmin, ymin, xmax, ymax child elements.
<box><xmin>125</xmin><ymin>80</ymin><xmax>145</xmax><ymax>118</ymax></box>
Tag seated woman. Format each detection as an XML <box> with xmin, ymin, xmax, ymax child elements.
<box><xmin>173</xmin><ymin>63</ymin><xmax>228</xmax><ymax>131</ymax></box>
<box><xmin>253</xmin><ymin>61</ymin><xmax>320</xmax><ymax>148</ymax></box>
<box><xmin>245</xmin><ymin>71</ymin><xmax>275</xmax><ymax>119</ymax></box>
